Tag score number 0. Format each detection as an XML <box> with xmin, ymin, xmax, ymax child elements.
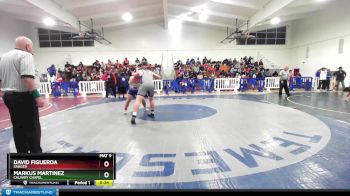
<box><xmin>104</xmin><ymin>161</ymin><xmax>109</xmax><ymax>178</ymax></box>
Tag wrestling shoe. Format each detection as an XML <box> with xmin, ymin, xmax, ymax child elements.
<box><xmin>131</xmin><ymin>116</ymin><xmax>136</xmax><ymax>125</ymax></box>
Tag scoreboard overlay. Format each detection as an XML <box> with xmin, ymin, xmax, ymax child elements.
<box><xmin>7</xmin><ymin>153</ymin><xmax>115</xmax><ymax>186</ymax></box>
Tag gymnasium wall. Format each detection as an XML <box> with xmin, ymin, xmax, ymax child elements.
<box><xmin>290</xmin><ymin>0</ymin><xmax>350</xmax><ymax>86</ymax></box>
<box><xmin>0</xmin><ymin>12</ymin><xmax>32</xmax><ymax>55</ymax></box>
<box><xmin>31</xmin><ymin>22</ymin><xmax>292</xmax><ymax>79</ymax></box>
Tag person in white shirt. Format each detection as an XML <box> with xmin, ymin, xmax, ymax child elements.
<box><xmin>319</xmin><ymin>67</ymin><xmax>328</xmax><ymax>90</ymax></box>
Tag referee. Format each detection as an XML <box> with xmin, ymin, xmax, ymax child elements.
<box><xmin>279</xmin><ymin>66</ymin><xmax>291</xmax><ymax>97</ymax></box>
<box><xmin>0</xmin><ymin>36</ymin><xmax>45</xmax><ymax>153</ymax></box>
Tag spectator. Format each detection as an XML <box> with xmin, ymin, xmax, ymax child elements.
<box><xmin>76</xmin><ymin>73</ymin><xmax>83</xmax><ymax>82</ymax></box>
<box><xmin>203</xmin><ymin>56</ymin><xmax>208</xmax><ymax>64</ymax></box>
<box><xmin>76</xmin><ymin>64</ymin><xmax>84</xmax><ymax>75</ymax></box>
<box><xmin>64</xmin><ymin>62</ymin><xmax>73</xmax><ymax>82</ymax></box>
<box><xmin>214</xmin><ymin>63</ymin><xmax>220</xmax><ymax>72</ymax></box>
<box><xmin>326</xmin><ymin>69</ymin><xmax>331</xmax><ymax>91</ymax></box>
<box><xmin>334</xmin><ymin>67</ymin><xmax>347</xmax><ymax>91</ymax></box>
<box><xmin>259</xmin><ymin>59</ymin><xmax>264</xmax><ymax>66</ymax></box>
<box><xmin>70</xmin><ymin>68</ymin><xmax>77</xmax><ymax>82</ymax></box>
<box><xmin>319</xmin><ymin>67</ymin><xmax>328</xmax><ymax>90</ymax></box>
<box><xmin>65</xmin><ymin>61</ymin><xmax>71</xmax><ymax>68</ymax></box>
<box><xmin>289</xmin><ymin>70</ymin><xmax>293</xmax><ymax>77</ymax></box>
<box><xmin>256</xmin><ymin>71</ymin><xmax>263</xmax><ymax>78</ymax></box>
<box><xmin>142</xmin><ymin>57</ymin><xmax>147</xmax><ymax>64</ymax></box>
<box><xmin>101</xmin><ymin>61</ymin><xmax>105</xmax><ymax>70</ymax></box>
<box><xmin>57</xmin><ymin>68</ymin><xmax>63</xmax><ymax>75</ymax></box>
<box><xmin>47</xmin><ymin>64</ymin><xmax>56</xmax><ymax>77</ymax></box>
<box><xmin>154</xmin><ymin>65</ymin><xmax>161</xmax><ymax>76</ymax></box>
<box><xmin>56</xmin><ymin>73</ymin><xmax>63</xmax><ymax>83</ymax></box>
<box><xmin>83</xmin><ymin>69</ymin><xmax>92</xmax><ymax>81</ymax></box>
<box><xmin>233</xmin><ymin>58</ymin><xmax>238</xmax><ymax>66</ymax></box>
<box><xmin>254</xmin><ymin>61</ymin><xmax>259</xmax><ymax>67</ymax></box>
<box><xmin>102</xmin><ymin>68</ymin><xmax>117</xmax><ymax>99</ymax></box>
<box><xmin>186</xmin><ymin>59</ymin><xmax>190</xmax><ymax>65</ymax></box>
<box><xmin>248</xmin><ymin>56</ymin><xmax>253</xmax><ymax>64</ymax></box>
<box><xmin>230</xmin><ymin>66</ymin><xmax>235</xmax><ymax>74</ymax></box>
<box><xmin>115</xmin><ymin>60</ymin><xmax>122</xmax><ymax>69</ymax></box>
<box><xmin>190</xmin><ymin>58</ymin><xmax>195</xmax><ymax>66</ymax></box>
<box><xmin>91</xmin><ymin>68</ymin><xmax>100</xmax><ymax>81</ymax></box>
<box><xmin>196</xmin><ymin>58</ymin><xmax>201</xmax><ymax>66</ymax></box>
<box><xmin>123</xmin><ymin>57</ymin><xmax>129</xmax><ymax>66</ymax></box>
<box><xmin>92</xmin><ymin>60</ymin><xmax>101</xmax><ymax>72</ymax></box>
<box><xmin>316</xmin><ymin>68</ymin><xmax>321</xmax><ymax>89</ymax></box>
<box><xmin>135</xmin><ymin>58</ymin><xmax>140</xmax><ymax>65</ymax></box>
<box><xmin>117</xmin><ymin>71</ymin><xmax>128</xmax><ymax>99</ymax></box>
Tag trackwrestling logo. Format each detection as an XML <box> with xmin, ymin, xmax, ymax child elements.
<box><xmin>2</xmin><ymin>188</ymin><xmax>56</xmax><ymax>196</ymax></box>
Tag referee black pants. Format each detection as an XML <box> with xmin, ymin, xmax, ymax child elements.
<box><xmin>279</xmin><ymin>80</ymin><xmax>290</xmax><ymax>97</ymax></box>
<box><xmin>3</xmin><ymin>92</ymin><xmax>42</xmax><ymax>153</ymax></box>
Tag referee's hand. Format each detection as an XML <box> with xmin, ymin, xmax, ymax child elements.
<box><xmin>35</xmin><ymin>97</ymin><xmax>45</xmax><ymax>108</ymax></box>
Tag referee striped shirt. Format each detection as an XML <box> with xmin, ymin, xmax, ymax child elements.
<box><xmin>0</xmin><ymin>49</ymin><xmax>39</xmax><ymax>92</ymax></box>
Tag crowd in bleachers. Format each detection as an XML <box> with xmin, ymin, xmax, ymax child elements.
<box><xmin>41</xmin><ymin>55</ymin><xmax>349</xmax><ymax>99</ymax></box>
<box><xmin>46</xmin><ymin>57</ymin><xmax>162</xmax><ymax>83</ymax></box>
<box><xmin>173</xmin><ymin>56</ymin><xmax>274</xmax><ymax>80</ymax></box>
<box><xmin>44</xmin><ymin>56</ymin><xmax>311</xmax><ymax>85</ymax></box>
<box><xmin>43</xmin><ymin>55</ymin><xmax>296</xmax><ymax>84</ymax></box>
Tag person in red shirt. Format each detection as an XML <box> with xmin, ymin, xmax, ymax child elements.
<box><xmin>56</xmin><ymin>73</ymin><xmax>63</xmax><ymax>82</ymax></box>
<box><xmin>244</xmin><ymin>66</ymin><xmax>250</xmax><ymax>74</ymax></box>
<box><xmin>208</xmin><ymin>65</ymin><xmax>215</xmax><ymax>73</ymax></box>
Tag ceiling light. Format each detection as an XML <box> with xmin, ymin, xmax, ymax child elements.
<box><xmin>43</xmin><ymin>17</ymin><xmax>56</xmax><ymax>26</ymax></box>
<box><xmin>198</xmin><ymin>13</ymin><xmax>208</xmax><ymax>22</ymax></box>
<box><xmin>316</xmin><ymin>0</ymin><xmax>329</xmax><ymax>2</ymax></box>
<box><xmin>270</xmin><ymin>17</ymin><xmax>281</xmax><ymax>25</ymax></box>
<box><xmin>122</xmin><ymin>12</ymin><xmax>133</xmax><ymax>22</ymax></box>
